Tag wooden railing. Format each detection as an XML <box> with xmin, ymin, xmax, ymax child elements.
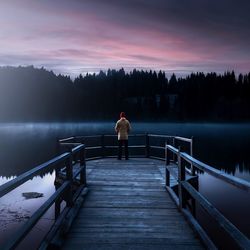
<box><xmin>59</xmin><ymin>133</ymin><xmax>193</xmax><ymax>161</ymax></box>
<box><xmin>166</xmin><ymin>144</ymin><xmax>250</xmax><ymax>250</ymax></box>
<box><xmin>0</xmin><ymin>144</ymin><xmax>87</xmax><ymax>250</ymax></box>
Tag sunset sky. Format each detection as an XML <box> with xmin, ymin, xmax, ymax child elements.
<box><xmin>0</xmin><ymin>0</ymin><xmax>249</xmax><ymax>77</ymax></box>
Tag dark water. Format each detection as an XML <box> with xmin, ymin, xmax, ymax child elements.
<box><xmin>0</xmin><ymin>122</ymin><xmax>250</xmax><ymax>248</ymax></box>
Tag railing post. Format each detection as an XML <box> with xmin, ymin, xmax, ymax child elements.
<box><xmin>165</xmin><ymin>143</ymin><xmax>170</xmax><ymax>187</ymax></box>
<box><xmin>66</xmin><ymin>154</ymin><xmax>73</xmax><ymax>207</ymax></box>
<box><xmin>55</xmin><ymin>199</ymin><xmax>61</xmax><ymax>220</ymax></box>
<box><xmin>190</xmin><ymin>177</ymin><xmax>199</xmax><ymax>218</ymax></box>
<box><xmin>165</xmin><ymin>143</ymin><xmax>170</xmax><ymax>166</ymax></box>
<box><xmin>80</xmin><ymin>145</ymin><xmax>86</xmax><ymax>186</ymax></box>
<box><xmin>190</xmin><ymin>136</ymin><xmax>195</xmax><ymax>175</ymax></box>
<box><xmin>101</xmin><ymin>135</ymin><xmax>105</xmax><ymax>158</ymax></box>
<box><xmin>173</xmin><ymin>137</ymin><xmax>176</xmax><ymax>163</ymax></box>
<box><xmin>145</xmin><ymin>133</ymin><xmax>150</xmax><ymax>158</ymax></box>
<box><xmin>178</xmin><ymin>147</ymin><xmax>186</xmax><ymax>209</ymax></box>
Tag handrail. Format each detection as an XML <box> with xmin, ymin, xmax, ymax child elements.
<box><xmin>58</xmin><ymin>137</ymin><xmax>75</xmax><ymax>143</ymax></box>
<box><xmin>71</xmin><ymin>144</ymin><xmax>85</xmax><ymax>154</ymax></box>
<box><xmin>165</xmin><ymin>144</ymin><xmax>250</xmax><ymax>249</ymax></box>
<box><xmin>74</xmin><ymin>134</ymin><xmax>146</xmax><ymax>138</ymax></box>
<box><xmin>166</xmin><ymin>144</ymin><xmax>179</xmax><ymax>154</ymax></box>
<box><xmin>174</xmin><ymin>136</ymin><xmax>192</xmax><ymax>143</ymax></box>
<box><xmin>58</xmin><ymin>133</ymin><xmax>192</xmax><ymax>160</ymax></box>
<box><xmin>166</xmin><ymin>145</ymin><xmax>250</xmax><ymax>193</ymax></box>
<box><xmin>148</xmin><ymin>134</ymin><xmax>173</xmax><ymax>138</ymax></box>
<box><xmin>85</xmin><ymin>146</ymin><xmax>102</xmax><ymax>150</ymax></box>
<box><xmin>60</xmin><ymin>134</ymin><xmax>189</xmax><ymax>140</ymax></box>
<box><xmin>60</xmin><ymin>142</ymin><xmax>81</xmax><ymax>146</ymax></box>
<box><xmin>181</xmin><ymin>152</ymin><xmax>250</xmax><ymax>192</ymax></box>
<box><xmin>149</xmin><ymin>145</ymin><xmax>165</xmax><ymax>150</ymax></box>
<box><xmin>0</xmin><ymin>152</ymin><xmax>69</xmax><ymax>198</ymax></box>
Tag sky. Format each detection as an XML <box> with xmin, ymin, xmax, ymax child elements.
<box><xmin>0</xmin><ymin>0</ymin><xmax>250</xmax><ymax>77</ymax></box>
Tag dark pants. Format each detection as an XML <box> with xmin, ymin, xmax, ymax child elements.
<box><xmin>118</xmin><ymin>140</ymin><xmax>129</xmax><ymax>160</ymax></box>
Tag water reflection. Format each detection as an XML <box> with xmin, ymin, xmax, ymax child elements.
<box><xmin>0</xmin><ymin>172</ymin><xmax>56</xmax><ymax>248</ymax></box>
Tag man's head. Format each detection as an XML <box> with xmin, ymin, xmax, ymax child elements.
<box><xmin>120</xmin><ymin>112</ymin><xmax>125</xmax><ymax>118</ymax></box>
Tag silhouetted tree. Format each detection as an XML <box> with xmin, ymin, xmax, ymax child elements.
<box><xmin>1</xmin><ymin>66</ymin><xmax>250</xmax><ymax>121</ymax></box>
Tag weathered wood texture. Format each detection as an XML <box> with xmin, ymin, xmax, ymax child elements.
<box><xmin>62</xmin><ymin>158</ymin><xmax>203</xmax><ymax>250</ymax></box>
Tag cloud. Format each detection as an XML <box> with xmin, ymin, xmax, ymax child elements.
<box><xmin>0</xmin><ymin>0</ymin><xmax>249</xmax><ymax>76</ymax></box>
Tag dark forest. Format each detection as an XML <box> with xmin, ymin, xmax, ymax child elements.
<box><xmin>0</xmin><ymin>66</ymin><xmax>250</xmax><ymax>122</ymax></box>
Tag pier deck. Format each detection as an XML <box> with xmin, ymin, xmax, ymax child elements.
<box><xmin>62</xmin><ymin>158</ymin><xmax>203</xmax><ymax>250</ymax></box>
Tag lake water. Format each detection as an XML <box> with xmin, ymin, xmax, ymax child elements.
<box><xmin>0</xmin><ymin>122</ymin><xmax>250</xmax><ymax>248</ymax></box>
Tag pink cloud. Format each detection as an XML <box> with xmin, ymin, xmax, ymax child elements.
<box><xmin>0</xmin><ymin>0</ymin><xmax>249</xmax><ymax>76</ymax></box>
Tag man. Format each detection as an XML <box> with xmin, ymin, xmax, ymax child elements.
<box><xmin>115</xmin><ymin>112</ymin><xmax>131</xmax><ymax>160</ymax></box>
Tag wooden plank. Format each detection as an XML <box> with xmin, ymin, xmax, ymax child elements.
<box><xmin>63</xmin><ymin>237</ymin><xmax>201</xmax><ymax>245</ymax></box>
<box><xmin>84</xmin><ymin>193</ymin><xmax>169</xmax><ymax>199</ymax></box>
<box><xmin>86</xmin><ymin>181</ymin><xmax>165</xmax><ymax>188</ymax></box>
<box><xmin>87</xmin><ymin>176</ymin><xmax>163</xmax><ymax>181</ymax></box>
<box><xmin>74</xmin><ymin>219</ymin><xmax>192</xmax><ymax>227</ymax></box>
<box><xmin>61</xmin><ymin>158</ymin><xmax>203</xmax><ymax>250</ymax></box>
<box><xmin>88</xmin><ymin>186</ymin><xmax>167</xmax><ymax>192</ymax></box>
<box><xmin>76</xmin><ymin>207</ymin><xmax>181</xmax><ymax>216</ymax></box>
<box><xmin>63</xmin><ymin>243</ymin><xmax>202</xmax><ymax>250</ymax></box>
<box><xmin>68</xmin><ymin>231</ymin><xmax>196</xmax><ymax>239</ymax></box>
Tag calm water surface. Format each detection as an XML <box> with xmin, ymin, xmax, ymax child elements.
<box><xmin>0</xmin><ymin>122</ymin><xmax>249</xmax><ymax>248</ymax></box>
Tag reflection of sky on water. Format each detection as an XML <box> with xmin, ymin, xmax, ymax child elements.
<box><xmin>0</xmin><ymin>172</ymin><xmax>56</xmax><ymax>248</ymax></box>
<box><xmin>198</xmin><ymin>172</ymin><xmax>250</xmax><ymax>238</ymax></box>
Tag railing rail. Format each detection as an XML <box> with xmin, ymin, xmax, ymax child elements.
<box><xmin>59</xmin><ymin>133</ymin><xmax>193</xmax><ymax>160</ymax></box>
<box><xmin>0</xmin><ymin>153</ymin><xmax>69</xmax><ymax>198</ymax></box>
<box><xmin>0</xmin><ymin>144</ymin><xmax>87</xmax><ymax>250</ymax></box>
<box><xmin>165</xmin><ymin>144</ymin><xmax>250</xmax><ymax>249</ymax></box>
<box><xmin>181</xmin><ymin>152</ymin><xmax>250</xmax><ymax>192</ymax></box>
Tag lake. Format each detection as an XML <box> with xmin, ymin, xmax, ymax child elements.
<box><xmin>0</xmin><ymin>122</ymin><xmax>250</xmax><ymax>248</ymax></box>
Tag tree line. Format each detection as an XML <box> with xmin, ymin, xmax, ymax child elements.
<box><xmin>0</xmin><ymin>65</ymin><xmax>250</xmax><ymax>121</ymax></box>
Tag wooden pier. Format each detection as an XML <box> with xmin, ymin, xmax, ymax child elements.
<box><xmin>62</xmin><ymin>158</ymin><xmax>202</xmax><ymax>250</ymax></box>
<box><xmin>0</xmin><ymin>134</ymin><xmax>249</xmax><ymax>249</ymax></box>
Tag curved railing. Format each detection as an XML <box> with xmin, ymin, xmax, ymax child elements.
<box><xmin>58</xmin><ymin>133</ymin><xmax>193</xmax><ymax>161</ymax></box>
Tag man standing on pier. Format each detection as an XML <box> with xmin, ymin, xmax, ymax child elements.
<box><xmin>115</xmin><ymin>112</ymin><xmax>131</xmax><ymax>160</ymax></box>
